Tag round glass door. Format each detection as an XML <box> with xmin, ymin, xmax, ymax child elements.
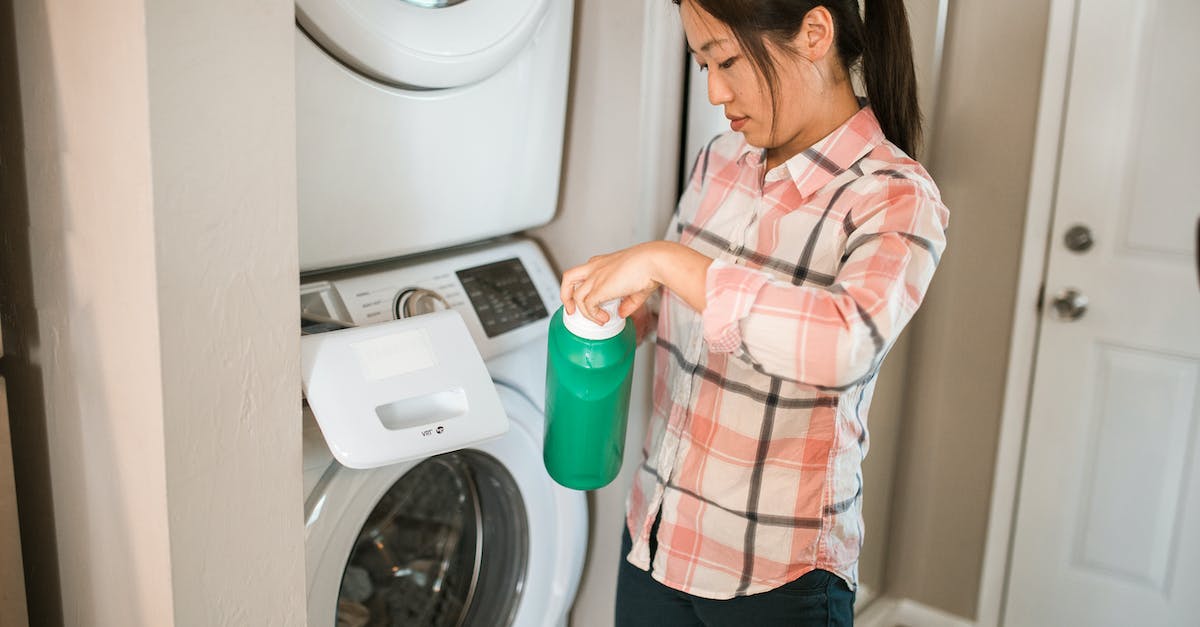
<box><xmin>336</xmin><ymin>451</ymin><xmax>529</xmax><ymax>626</ymax></box>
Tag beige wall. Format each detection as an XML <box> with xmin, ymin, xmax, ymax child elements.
<box><xmin>882</xmin><ymin>0</ymin><xmax>1052</xmax><ymax>618</ymax></box>
<box><xmin>532</xmin><ymin>1</ymin><xmax>684</xmax><ymax>624</ymax></box>
<box><xmin>856</xmin><ymin>0</ymin><xmax>947</xmax><ymax>597</ymax></box>
<box><xmin>144</xmin><ymin>1</ymin><xmax>306</xmax><ymax>625</ymax></box>
<box><xmin>3</xmin><ymin>0</ymin><xmax>175</xmax><ymax>622</ymax></box>
<box><xmin>0</xmin><ymin>7</ymin><xmax>29</xmax><ymax>623</ymax></box>
<box><xmin>0</xmin><ymin>377</ymin><xmax>29</xmax><ymax>627</ymax></box>
<box><xmin>0</xmin><ymin>0</ymin><xmax>305</xmax><ymax>624</ymax></box>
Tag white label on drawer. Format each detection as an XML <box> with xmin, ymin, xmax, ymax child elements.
<box><xmin>350</xmin><ymin>329</ymin><xmax>436</xmax><ymax>382</ymax></box>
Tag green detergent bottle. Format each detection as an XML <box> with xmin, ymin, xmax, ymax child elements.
<box><xmin>544</xmin><ymin>299</ymin><xmax>636</xmax><ymax>490</ymax></box>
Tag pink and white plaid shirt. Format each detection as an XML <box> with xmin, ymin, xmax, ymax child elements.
<box><xmin>625</xmin><ymin>106</ymin><xmax>949</xmax><ymax>599</ymax></box>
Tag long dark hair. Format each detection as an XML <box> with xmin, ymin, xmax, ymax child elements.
<box><xmin>674</xmin><ymin>0</ymin><xmax>922</xmax><ymax>157</ymax></box>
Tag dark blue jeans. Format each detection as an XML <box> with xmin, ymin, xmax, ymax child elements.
<box><xmin>615</xmin><ymin>524</ymin><xmax>855</xmax><ymax>626</ymax></box>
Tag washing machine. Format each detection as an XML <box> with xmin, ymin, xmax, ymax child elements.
<box><xmin>295</xmin><ymin>0</ymin><xmax>573</xmax><ymax>272</ymax></box>
<box><xmin>300</xmin><ymin>238</ymin><xmax>586</xmax><ymax>627</ymax></box>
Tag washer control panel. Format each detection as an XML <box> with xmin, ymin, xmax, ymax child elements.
<box><xmin>300</xmin><ymin>238</ymin><xmax>561</xmax><ymax>360</ymax></box>
<box><xmin>456</xmin><ymin>257</ymin><xmax>549</xmax><ymax>338</ymax></box>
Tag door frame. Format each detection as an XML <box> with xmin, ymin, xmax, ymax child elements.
<box><xmin>975</xmin><ymin>0</ymin><xmax>1082</xmax><ymax>625</ymax></box>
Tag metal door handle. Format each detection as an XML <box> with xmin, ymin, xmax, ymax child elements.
<box><xmin>1051</xmin><ymin>288</ymin><xmax>1088</xmax><ymax>321</ymax></box>
<box><xmin>1064</xmin><ymin>224</ymin><xmax>1094</xmax><ymax>252</ymax></box>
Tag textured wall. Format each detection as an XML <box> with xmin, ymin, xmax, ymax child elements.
<box><xmin>143</xmin><ymin>1</ymin><xmax>305</xmax><ymax>624</ymax></box>
<box><xmin>2</xmin><ymin>0</ymin><xmax>174</xmax><ymax>623</ymax></box>
<box><xmin>0</xmin><ymin>0</ymin><xmax>304</xmax><ymax>624</ymax></box>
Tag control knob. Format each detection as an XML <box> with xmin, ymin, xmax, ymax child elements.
<box><xmin>393</xmin><ymin>288</ymin><xmax>450</xmax><ymax>319</ymax></box>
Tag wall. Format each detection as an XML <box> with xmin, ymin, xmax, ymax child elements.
<box><xmin>0</xmin><ymin>6</ymin><xmax>30</xmax><ymax>625</ymax></box>
<box><xmin>854</xmin><ymin>0</ymin><xmax>946</xmax><ymax>598</ymax></box>
<box><xmin>0</xmin><ymin>0</ymin><xmax>304</xmax><ymax>624</ymax></box>
<box><xmin>531</xmin><ymin>1</ymin><xmax>684</xmax><ymax>625</ymax></box>
<box><xmin>882</xmin><ymin>0</ymin><xmax>1052</xmax><ymax>618</ymax></box>
<box><xmin>0</xmin><ymin>358</ymin><xmax>29</xmax><ymax>627</ymax></box>
<box><xmin>144</xmin><ymin>1</ymin><xmax>306</xmax><ymax>624</ymax></box>
<box><xmin>2</xmin><ymin>0</ymin><xmax>174</xmax><ymax>622</ymax></box>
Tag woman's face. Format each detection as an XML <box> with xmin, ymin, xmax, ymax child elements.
<box><xmin>679</xmin><ymin>0</ymin><xmax>819</xmax><ymax>154</ymax></box>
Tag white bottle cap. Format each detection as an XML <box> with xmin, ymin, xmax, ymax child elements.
<box><xmin>563</xmin><ymin>299</ymin><xmax>626</xmax><ymax>341</ymax></box>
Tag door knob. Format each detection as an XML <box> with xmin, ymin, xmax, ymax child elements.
<box><xmin>1050</xmin><ymin>288</ymin><xmax>1088</xmax><ymax>321</ymax></box>
<box><xmin>1064</xmin><ymin>225</ymin><xmax>1094</xmax><ymax>252</ymax></box>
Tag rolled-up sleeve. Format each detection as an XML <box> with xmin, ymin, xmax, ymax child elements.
<box><xmin>702</xmin><ymin>259</ymin><xmax>770</xmax><ymax>352</ymax></box>
<box><xmin>701</xmin><ymin>178</ymin><xmax>948</xmax><ymax>389</ymax></box>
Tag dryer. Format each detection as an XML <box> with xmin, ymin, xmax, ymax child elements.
<box><xmin>300</xmin><ymin>239</ymin><xmax>585</xmax><ymax>627</ymax></box>
<box><xmin>295</xmin><ymin>0</ymin><xmax>573</xmax><ymax>272</ymax></box>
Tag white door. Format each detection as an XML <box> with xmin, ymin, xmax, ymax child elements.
<box><xmin>1004</xmin><ymin>0</ymin><xmax>1200</xmax><ymax>625</ymax></box>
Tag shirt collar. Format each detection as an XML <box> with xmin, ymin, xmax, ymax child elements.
<box><xmin>738</xmin><ymin>106</ymin><xmax>886</xmax><ymax>199</ymax></box>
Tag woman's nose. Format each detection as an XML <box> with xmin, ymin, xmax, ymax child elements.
<box><xmin>707</xmin><ymin>73</ymin><xmax>732</xmax><ymax>106</ymax></box>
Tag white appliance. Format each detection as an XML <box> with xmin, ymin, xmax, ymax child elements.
<box><xmin>300</xmin><ymin>239</ymin><xmax>586</xmax><ymax>627</ymax></box>
<box><xmin>295</xmin><ymin>0</ymin><xmax>573</xmax><ymax>272</ymax></box>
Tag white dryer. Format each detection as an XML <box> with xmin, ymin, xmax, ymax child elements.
<box><xmin>295</xmin><ymin>0</ymin><xmax>573</xmax><ymax>272</ymax></box>
<box><xmin>300</xmin><ymin>239</ymin><xmax>586</xmax><ymax>627</ymax></box>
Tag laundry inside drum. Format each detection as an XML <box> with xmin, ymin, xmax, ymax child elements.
<box><xmin>337</xmin><ymin>450</ymin><xmax>529</xmax><ymax>627</ymax></box>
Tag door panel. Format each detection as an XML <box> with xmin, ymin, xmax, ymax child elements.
<box><xmin>1118</xmin><ymin>0</ymin><xmax>1197</xmax><ymax>258</ymax></box>
<box><xmin>1074</xmin><ymin>344</ymin><xmax>1197</xmax><ymax>592</ymax></box>
<box><xmin>1004</xmin><ymin>0</ymin><xmax>1200</xmax><ymax>624</ymax></box>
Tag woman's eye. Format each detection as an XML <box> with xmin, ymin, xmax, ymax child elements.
<box><xmin>717</xmin><ymin>56</ymin><xmax>737</xmax><ymax>70</ymax></box>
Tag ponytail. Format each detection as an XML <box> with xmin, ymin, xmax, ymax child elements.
<box><xmin>673</xmin><ymin>0</ymin><xmax>923</xmax><ymax>156</ymax></box>
<box><xmin>861</xmin><ymin>0</ymin><xmax>922</xmax><ymax>156</ymax></box>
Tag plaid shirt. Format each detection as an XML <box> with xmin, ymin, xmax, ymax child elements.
<box><xmin>625</xmin><ymin>106</ymin><xmax>949</xmax><ymax>599</ymax></box>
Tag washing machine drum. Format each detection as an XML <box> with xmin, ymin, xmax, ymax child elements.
<box><xmin>329</xmin><ymin>451</ymin><xmax>528</xmax><ymax>626</ymax></box>
<box><xmin>306</xmin><ymin>386</ymin><xmax>584</xmax><ymax>627</ymax></box>
<box><xmin>295</xmin><ymin>0</ymin><xmax>551</xmax><ymax>89</ymax></box>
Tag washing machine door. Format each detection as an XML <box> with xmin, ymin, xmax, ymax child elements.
<box><xmin>296</xmin><ymin>0</ymin><xmax>551</xmax><ymax>89</ymax></box>
<box><xmin>305</xmin><ymin>386</ymin><xmax>586</xmax><ymax>626</ymax></box>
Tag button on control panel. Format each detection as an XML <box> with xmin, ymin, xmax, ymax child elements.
<box><xmin>456</xmin><ymin>257</ymin><xmax>548</xmax><ymax>338</ymax></box>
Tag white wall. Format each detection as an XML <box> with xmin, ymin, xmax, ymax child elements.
<box><xmin>0</xmin><ymin>1</ymin><xmax>305</xmax><ymax>624</ymax></box>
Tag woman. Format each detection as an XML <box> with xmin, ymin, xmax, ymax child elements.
<box><xmin>560</xmin><ymin>0</ymin><xmax>948</xmax><ymax>624</ymax></box>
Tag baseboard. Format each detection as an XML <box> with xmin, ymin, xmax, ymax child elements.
<box><xmin>856</xmin><ymin>596</ymin><xmax>974</xmax><ymax>627</ymax></box>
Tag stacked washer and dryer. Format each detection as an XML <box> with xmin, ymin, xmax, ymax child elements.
<box><xmin>293</xmin><ymin>1</ymin><xmax>586</xmax><ymax>625</ymax></box>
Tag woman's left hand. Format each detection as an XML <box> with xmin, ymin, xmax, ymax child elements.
<box><xmin>560</xmin><ymin>242</ymin><xmax>665</xmax><ymax>324</ymax></box>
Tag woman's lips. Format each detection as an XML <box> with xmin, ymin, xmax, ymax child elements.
<box><xmin>729</xmin><ymin>116</ymin><xmax>748</xmax><ymax>132</ymax></box>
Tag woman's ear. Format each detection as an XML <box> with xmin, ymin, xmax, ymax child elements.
<box><xmin>794</xmin><ymin>5</ymin><xmax>837</xmax><ymax>61</ymax></box>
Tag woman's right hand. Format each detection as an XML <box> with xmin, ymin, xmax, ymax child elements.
<box><xmin>559</xmin><ymin>243</ymin><xmax>663</xmax><ymax>325</ymax></box>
